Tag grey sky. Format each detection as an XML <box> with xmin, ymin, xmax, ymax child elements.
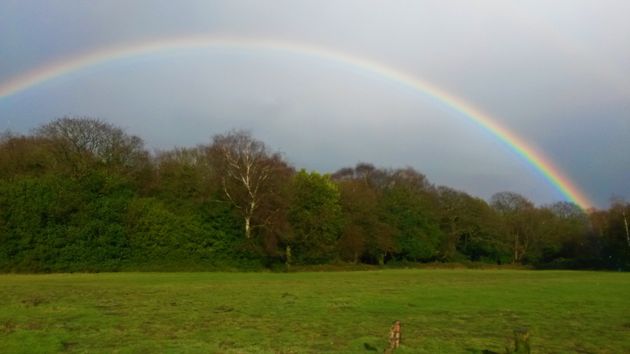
<box><xmin>1</xmin><ymin>0</ymin><xmax>628</xmax><ymax>207</ymax></box>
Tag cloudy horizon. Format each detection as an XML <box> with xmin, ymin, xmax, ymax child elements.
<box><xmin>1</xmin><ymin>0</ymin><xmax>628</xmax><ymax>207</ymax></box>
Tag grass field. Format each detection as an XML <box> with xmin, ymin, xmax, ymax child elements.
<box><xmin>0</xmin><ymin>270</ymin><xmax>628</xmax><ymax>353</ymax></box>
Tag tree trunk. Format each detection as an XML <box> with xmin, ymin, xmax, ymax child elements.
<box><xmin>244</xmin><ymin>216</ymin><xmax>251</xmax><ymax>239</ymax></box>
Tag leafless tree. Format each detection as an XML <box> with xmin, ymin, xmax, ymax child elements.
<box><xmin>35</xmin><ymin>116</ymin><xmax>147</xmax><ymax>173</ymax></box>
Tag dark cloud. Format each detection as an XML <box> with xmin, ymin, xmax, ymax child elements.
<box><xmin>1</xmin><ymin>0</ymin><xmax>628</xmax><ymax>207</ymax></box>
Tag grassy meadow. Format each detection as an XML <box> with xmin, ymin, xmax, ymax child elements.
<box><xmin>0</xmin><ymin>270</ymin><xmax>628</xmax><ymax>353</ymax></box>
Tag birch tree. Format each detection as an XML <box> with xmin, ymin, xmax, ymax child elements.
<box><xmin>212</xmin><ymin>131</ymin><xmax>290</xmax><ymax>239</ymax></box>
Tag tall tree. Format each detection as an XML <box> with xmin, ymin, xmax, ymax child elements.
<box><xmin>336</xmin><ymin>175</ymin><xmax>381</xmax><ymax>263</ymax></box>
<box><xmin>598</xmin><ymin>199</ymin><xmax>630</xmax><ymax>269</ymax></box>
<box><xmin>437</xmin><ymin>186</ymin><xmax>505</xmax><ymax>262</ymax></box>
<box><xmin>288</xmin><ymin>170</ymin><xmax>342</xmax><ymax>263</ymax></box>
<box><xmin>34</xmin><ymin>116</ymin><xmax>149</xmax><ymax>181</ymax></box>
<box><xmin>334</xmin><ymin>164</ymin><xmax>403</xmax><ymax>264</ymax></box>
<box><xmin>154</xmin><ymin>146</ymin><xmax>215</xmax><ymax>206</ymax></box>
<box><xmin>211</xmin><ymin>130</ymin><xmax>292</xmax><ymax>239</ymax></box>
<box><xmin>538</xmin><ymin>201</ymin><xmax>590</xmax><ymax>263</ymax></box>
<box><xmin>491</xmin><ymin>191</ymin><xmax>536</xmax><ymax>263</ymax></box>
<box><xmin>381</xmin><ymin>168</ymin><xmax>441</xmax><ymax>262</ymax></box>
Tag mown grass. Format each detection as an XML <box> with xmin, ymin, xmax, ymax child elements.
<box><xmin>0</xmin><ymin>270</ymin><xmax>628</xmax><ymax>353</ymax></box>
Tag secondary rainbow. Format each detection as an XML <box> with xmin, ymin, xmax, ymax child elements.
<box><xmin>0</xmin><ymin>35</ymin><xmax>594</xmax><ymax>209</ymax></box>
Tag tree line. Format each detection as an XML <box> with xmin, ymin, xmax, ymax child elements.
<box><xmin>0</xmin><ymin>117</ymin><xmax>628</xmax><ymax>272</ymax></box>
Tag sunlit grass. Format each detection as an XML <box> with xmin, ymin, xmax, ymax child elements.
<box><xmin>0</xmin><ymin>270</ymin><xmax>628</xmax><ymax>353</ymax></box>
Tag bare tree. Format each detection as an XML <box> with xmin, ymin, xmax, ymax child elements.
<box><xmin>211</xmin><ymin>130</ymin><xmax>291</xmax><ymax>239</ymax></box>
<box><xmin>35</xmin><ymin>116</ymin><xmax>147</xmax><ymax>173</ymax></box>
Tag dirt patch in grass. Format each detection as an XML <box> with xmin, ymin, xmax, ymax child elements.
<box><xmin>21</xmin><ymin>295</ymin><xmax>48</xmax><ymax>307</ymax></box>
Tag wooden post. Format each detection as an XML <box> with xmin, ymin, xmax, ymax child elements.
<box><xmin>386</xmin><ymin>320</ymin><xmax>401</xmax><ymax>352</ymax></box>
<box><xmin>513</xmin><ymin>327</ymin><xmax>530</xmax><ymax>354</ymax></box>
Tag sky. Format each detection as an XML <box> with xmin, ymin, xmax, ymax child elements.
<box><xmin>0</xmin><ymin>0</ymin><xmax>628</xmax><ymax>208</ymax></box>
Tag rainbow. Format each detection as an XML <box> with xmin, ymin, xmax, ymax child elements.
<box><xmin>0</xmin><ymin>35</ymin><xmax>594</xmax><ymax>209</ymax></box>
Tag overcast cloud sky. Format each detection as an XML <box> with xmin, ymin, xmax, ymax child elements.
<box><xmin>1</xmin><ymin>0</ymin><xmax>628</xmax><ymax>207</ymax></box>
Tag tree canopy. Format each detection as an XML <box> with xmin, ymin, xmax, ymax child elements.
<box><xmin>0</xmin><ymin>117</ymin><xmax>627</xmax><ymax>272</ymax></box>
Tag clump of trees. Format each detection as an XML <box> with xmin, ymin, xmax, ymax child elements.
<box><xmin>0</xmin><ymin>117</ymin><xmax>627</xmax><ymax>272</ymax></box>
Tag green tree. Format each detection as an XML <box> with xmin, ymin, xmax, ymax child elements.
<box><xmin>593</xmin><ymin>200</ymin><xmax>630</xmax><ymax>269</ymax></box>
<box><xmin>536</xmin><ymin>202</ymin><xmax>590</xmax><ymax>265</ymax></box>
<box><xmin>0</xmin><ymin>133</ymin><xmax>56</xmax><ymax>179</ymax></box>
<box><xmin>125</xmin><ymin>198</ymin><xmax>232</xmax><ymax>268</ymax></box>
<box><xmin>491</xmin><ymin>191</ymin><xmax>536</xmax><ymax>263</ymax></box>
<box><xmin>154</xmin><ymin>146</ymin><xmax>216</xmax><ymax>207</ymax></box>
<box><xmin>0</xmin><ymin>170</ymin><xmax>134</xmax><ymax>271</ymax></box>
<box><xmin>288</xmin><ymin>170</ymin><xmax>342</xmax><ymax>263</ymax></box>
<box><xmin>437</xmin><ymin>186</ymin><xmax>506</xmax><ymax>263</ymax></box>
<box><xmin>334</xmin><ymin>164</ymin><xmax>402</xmax><ymax>265</ymax></box>
<box><xmin>380</xmin><ymin>170</ymin><xmax>442</xmax><ymax>262</ymax></box>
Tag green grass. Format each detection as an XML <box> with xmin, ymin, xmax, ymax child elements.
<box><xmin>0</xmin><ymin>270</ymin><xmax>628</xmax><ymax>353</ymax></box>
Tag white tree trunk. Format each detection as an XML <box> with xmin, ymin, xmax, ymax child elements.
<box><xmin>244</xmin><ymin>216</ymin><xmax>251</xmax><ymax>239</ymax></box>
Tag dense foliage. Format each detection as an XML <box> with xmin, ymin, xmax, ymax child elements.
<box><xmin>0</xmin><ymin>117</ymin><xmax>628</xmax><ymax>271</ymax></box>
